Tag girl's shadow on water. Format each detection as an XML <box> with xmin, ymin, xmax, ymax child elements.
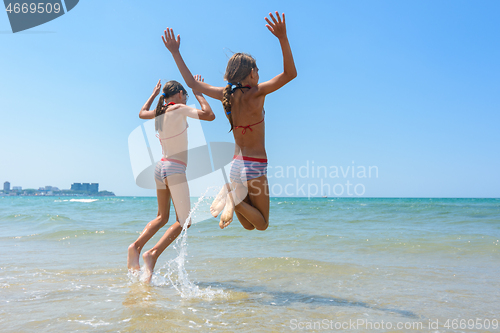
<box><xmin>197</xmin><ymin>281</ymin><xmax>418</xmax><ymax>319</ymax></box>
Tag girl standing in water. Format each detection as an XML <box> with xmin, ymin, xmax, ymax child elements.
<box><xmin>162</xmin><ymin>11</ymin><xmax>296</xmax><ymax>231</ymax></box>
<box><xmin>127</xmin><ymin>76</ymin><xmax>214</xmax><ymax>281</ymax></box>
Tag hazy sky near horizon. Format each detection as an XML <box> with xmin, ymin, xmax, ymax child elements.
<box><xmin>1</xmin><ymin>0</ymin><xmax>499</xmax><ymax>197</ymax></box>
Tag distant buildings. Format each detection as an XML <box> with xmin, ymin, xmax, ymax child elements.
<box><xmin>90</xmin><ymin>183</ymin><xmax>98</xmax><ymax>193</ymax></box>
<box><xmin>71</xmin><ymin>183</ymin><xmax>99</xmax><ymax>193</ymax></box>
<box><xmin>1</xmin><ymin>181</ymin><xmax>113</xmax><ymax>196</ymax></box>
<box><xmin>39</xmin><ymin>186</ymin><xmax>60</xmax><ymax>192</ymax></box>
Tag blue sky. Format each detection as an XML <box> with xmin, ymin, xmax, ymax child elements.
<box><xmin>1</xmin><ymin>0</ymin><xmax>499</xmax><ymax>197</ymax></box>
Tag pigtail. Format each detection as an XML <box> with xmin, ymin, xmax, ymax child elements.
<box><xmin>155</xmin><ymin>94</ymin><xmax>165</xmax><ymax>132</ymax></box>
<box><xmin>222</xmin><ymin>85</ymin><xmax>234</xmax><ymax>132</ymax></box>
<box><xmin>223</xmin><ymin>53</ymin><xmax>257</xmax><ymax>133</ymax></box>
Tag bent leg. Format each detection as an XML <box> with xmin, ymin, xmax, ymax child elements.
<box><xmin>127</xmin><ymin>187</ymin><xmax>171</xmax><ymax>271</ymax></box>
<box><xmin>142</xmin><ymin>174</ymin><xmax>191</xmax><ymax>281</ymax></box>
<box><xmin>234</xmin><ymin>193</ymin><xmax>255</xmax><ymax>230</ymax></box>
<box><xmin>234</xmin><ymin>175</ymin><xmax>269</xmax><ymax>231</ymax></box>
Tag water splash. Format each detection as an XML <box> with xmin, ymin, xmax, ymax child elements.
<box><xmin>154</xmin><ymin>187</ymin><xmax>226</xmax><ymax>299</ymax></box>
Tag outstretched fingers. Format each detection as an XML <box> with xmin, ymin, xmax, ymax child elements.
<box><xmin>265</xmin><ymin>12</ymin><xmax>286</xmax><ymax>37</ymax></box>
<box><xmin>168</xmin><ymin>28</ymin><xmax>180</xmax><ymax>44</ymax></box>
<box><xmin>276</xmin><ymin>11</ymin><xmax>283</xmax><ymax>24</ymax></box>
<box><xmin>269</xmin><ymin>12</ymin><xmax>278</xmax><ymax>25</ymax></box>
<box><xmin>162</xmin><ymin>28</ymin><xmax>172</xmax><ymax>41</ymax></box>
<box><xmin>265</xmin><ymin>17</ymin><xmax>274</xmax><ymax>32</ymax></box>
<box><xmin>161</xmin><ymin>29</ymin><xmax>168</xmax><ymax>45</ymax></box>
<box><xmin>162</xmin><ymin>27</ymin><xmax>181</xmax><ymax>51</ymax></box>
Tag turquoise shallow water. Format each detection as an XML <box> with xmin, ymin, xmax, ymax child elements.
<box><xmin>0</xmin><ymin>197</ymin><xmax>499</xmax><ymax>332</ymax></box>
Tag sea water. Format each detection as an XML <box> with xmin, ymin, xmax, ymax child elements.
<box><xmin>0</xmin><ymin>197</ymin><xmax>499</xmax><ymax>332</ymax></box>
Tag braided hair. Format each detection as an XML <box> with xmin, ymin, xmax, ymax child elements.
<box><xmin>222</xmin><ymin>53</ymin><xmax>256</xmax><ymax>132</ymax></box>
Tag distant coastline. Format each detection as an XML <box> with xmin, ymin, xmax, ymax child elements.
<box><xmin>1</xmin><ymin>181</ymin><xmax>115</xmax><ymax>197</ymax></box>
<box><xmin>0</xmin><ymin>189</ymin><xmax>115</xmax><ymax>197</ymax></box>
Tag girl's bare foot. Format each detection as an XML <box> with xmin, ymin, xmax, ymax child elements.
<box><xmin>210</xmin><ymin>185</ymin><xmax>228</xmax><ymax>217</ymax></box>
<box><xmin>219</xmin><ymin>193</ymin><xmax>235</xmax><ymax>229</ymax></box>
<box><xmin>142</xmin><ymin>250</ymin><xmax>158</xmax><ymax>283</ymax></box>
<box><xmin>127</xmin><ymin>243</ymin><xmax>141</xmax><ymax>271</ymax></box>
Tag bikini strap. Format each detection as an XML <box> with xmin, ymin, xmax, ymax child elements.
<box><xmin>156</xmin><ymin>123</ymin><xmax>189</xmax><ymax>156</ymax></box>
<box><xmin>231</xmin><ymin>84</ymin><xmax>251</xmax><ymax>94</ymax></box>
<box><xmin>156</xmin><ymin>123</ymin><xmax>189</xmax><ymax>141</ymax></box>
<box><xmin>234</xmin><ymin>118</ymin><xmax>264</xmax><ymax>134</ymax></box>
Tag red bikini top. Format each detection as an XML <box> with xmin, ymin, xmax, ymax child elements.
<box><xmin>234</xmin><ymin>118</ymin><xmax>264</xmax><ymax>134</ymax></box>
<box><xmin>231</xmin><ymin>85</ymin><xmax>265</xmax><ymax>134</ymax></box>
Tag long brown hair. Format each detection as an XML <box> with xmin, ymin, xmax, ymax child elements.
<box><xmin>155</xmin><ymin>80</ymin><xmax>187</xmax><ymax>132</ymax></box>
<box><xmin>222</xmin><ymin>53</ymin><xmax>257</xmax><ymax>132</ymax></box>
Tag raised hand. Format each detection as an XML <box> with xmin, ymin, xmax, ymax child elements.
<box><xmin>152</xmin><ymin>79</ymin><xmax>162</xmax><ymax>96</ymax></box>
<box><xmin>162</xmin><ymin>28</ymin><xmax>180</xmax><ymax>53</ymax></box>
<box><xmin>265</xmin><ymin>11</ymin><xmax>287</xmax><ymax>39</ymax></box>
<box><xmin>192</xmin><ymin>75</ymin><xmax>204</xmax><ymax>97</ymax></box>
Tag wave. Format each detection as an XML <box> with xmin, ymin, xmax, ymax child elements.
<box><xmin>0</xmin><ymin>213</ymin><xmax>73</xmax><ymax>229</ymax></box>
<box><xmin>3</xmin><ymin>229</ymin><xmax>127</xmax><ymax>241</ymax></box>
<box><xmin>51</xmin><ymin>198</ymin><xmax>100</xmax><ymax>203</ymax></box>
<box><xmin>0</xmin><ymin>213</ymin><xmax>35</xmax><ymax>222</ymax></box>
<box><xmin>69</xmin><ymin>199</ymin><xmax>99</xmax><ymax>203</ymax></box>
<box><xmin>340</xmin><ymin>235</ymin><xmax>500</xmax><ymax>255</ymax></box>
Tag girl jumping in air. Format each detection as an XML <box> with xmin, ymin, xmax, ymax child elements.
<box><xmin>127</xmin><ymin>76</ymin><xmax>214</xmax><ymax>281</ymax></box>
<box><xmin>162</xmin><ymin>11</ymin><xmax>296</xmax><ymax>231</ymax></box>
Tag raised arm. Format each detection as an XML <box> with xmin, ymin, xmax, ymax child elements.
<box><xmin>184</xmin><ymin>75</ymin><xmax>215</xmax><ymax>121</ymax></box>
<box><xmin>256</xmin><ymin>12</ymin><xmax>297</xmax><ymax>96</ymax></box>
<box><xmin>162</xmin><ymin>28</ymin><xmax>224</xmax><ymax>101</ymax></box>
<box><xmin>139</xmin><ymin>79</ymin><xmax>161</xmax><ymax>119</ymax></box>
